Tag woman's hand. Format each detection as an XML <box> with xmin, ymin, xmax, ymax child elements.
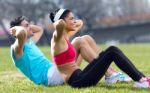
<box><xmin>10</xmin><ymin>26</ymin><xmax>26</xmax><ymax>37</ymax></box>
<box><xmin>54</xmin><ymin>19</ymin><xmax>66</xmax><ymax>29</ymax></box>
<box><xmin>10</xmin><ymin>27</ymin><xmax>16</xmax><ymax>37</ymax></box>
<box><xmin>53</xmin><ymin>19</ymin><xmax>66</xmax><ymax>41</ymax></box>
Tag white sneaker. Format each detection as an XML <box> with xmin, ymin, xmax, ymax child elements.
<box><xmin>134</xmin><ymin>77</ymin><xmax>150</xmax><ymax>88</ymax></box>
<box><xmin>105</xmin><ymin>72</ymin><xmax>132</xmax><ymax>84</ymax></box>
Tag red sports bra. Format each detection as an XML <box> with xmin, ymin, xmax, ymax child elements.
<box><xmin>53</xmin><ymin>38</ymin><xmax>77</xmax><ymax>65</ymax></box>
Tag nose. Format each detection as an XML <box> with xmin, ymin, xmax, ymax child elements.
<box><xmin>74</xmin><ymin>20</ymin><xmax>76</xmax><ymax>23</ymax></box>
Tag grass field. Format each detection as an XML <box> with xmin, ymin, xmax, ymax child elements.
<box><xmin>0</xmin><ymin>44</ymin><xmax>150</xmax><ymax>93</ymax></box>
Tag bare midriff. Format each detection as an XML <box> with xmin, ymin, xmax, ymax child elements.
<box><xmin>57</xmin><ymin>61</ymin><xmax>79</xmax><ymax>81</ymax></box>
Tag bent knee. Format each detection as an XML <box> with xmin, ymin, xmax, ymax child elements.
<box><xmin>72</xmin><ymin>37</ymin><xmax>87</xmax><ymax>47</ymax></box>
<box><xmin>72</xmin><ymin>37</ymin><xmax>82</xmax><ymax>44</ymax></box>
<box><xmin>81</xmin><ymin>35</ymin><xmax>92</xmax><ymax>40</ymax></box>
<box><xmin>107</xmin><ymin>46</ymin><xmax>119</xmax><ymax>51</ymax></box>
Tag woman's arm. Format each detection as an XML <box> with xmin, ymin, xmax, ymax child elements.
<box><xmin>29</xmin><ymin>25</ymin><xmax>43</xmax><ymax>43</ymax></box>
<box><xmin>53</xmin><ymin>19</ymin><xmax>66</xmax><ymax>42</ymax></box>
<box><xmin>68</xmin><ymin>19</ymin><xmax>83</xmax><ymax>38</ymax></box>
<box><xmin>10</xmin><ymin>26</ymin><xmax>27</xmax><ymax>59</ymax></box>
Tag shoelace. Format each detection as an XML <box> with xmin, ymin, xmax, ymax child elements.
<box><xmin>115</xmin><ymin>72</ymin><xmax>125</xmax><ymax>80</ymax></box>
<box><xmin>106</xmin><ymin>72</ymin><xmax>125</xmax><ymax>80</ymax></box>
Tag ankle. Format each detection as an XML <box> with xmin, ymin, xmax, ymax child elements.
<box><xmin>139</xmin><ymin>77</ymin><xmax>146</xmax><ymax>82</ymax></box>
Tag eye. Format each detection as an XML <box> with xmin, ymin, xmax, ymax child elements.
<box><xmin>25</xmin><ymin>24</ymin><xmax>29</xmax><ymax>27</ymax></box>
<box><xmin>70</xmin><ymin>17</ymin><xmax>74</xmax><ymax>20</ymax></box>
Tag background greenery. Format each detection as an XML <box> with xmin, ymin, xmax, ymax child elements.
<box><xmin>0</xmin><ymin>44</ymin><xmax>150</xmax><ymax>93</ymax></box>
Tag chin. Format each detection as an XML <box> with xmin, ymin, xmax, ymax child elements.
<box><xmin>67</xmin><ymin>27</ymin><xmax>75</xmax><ymax>31</ymax></box>
<box><xmin>71</xmin><ymin>28</ymin><xmax>76</xmax><ymax>31</ymax></box>
<box><xmin>68</xmin><ymin>29</ymin><xmax>74</xmax><ymax>31</ymax></box>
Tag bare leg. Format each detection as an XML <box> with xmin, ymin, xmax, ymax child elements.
<box><xmin>81</xmin><ymin>35</ymin><xmax>100</xmax><ymax>54</ymax></box>
<box><xmin>71</xmin><ymin>35</ymin><xmax>118</xmax><ymax>76</ymax></box>
<box><xmin>81</xmin><ymin>35</ymin><xmax>120</xmax><ymax>76</ymax></box>
<box><xmin>72</xmin><ymin>36</ymin><xmax>98</xmax><ymax>62</ymax></box>
<box><xmin>76</xmin><ymin>54</ymin><xmax>83</xmax><ymax>66</ymax></box>
<box><xmin>105</xmin><ymin>67</ymin><xmax>117</xmax><ymax>76</ymax></box>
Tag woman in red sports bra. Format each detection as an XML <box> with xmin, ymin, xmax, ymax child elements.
<box><xmin>50</xmin><ymin>9</ymin><xmax>150</xmax><ymax>88</ymax></box>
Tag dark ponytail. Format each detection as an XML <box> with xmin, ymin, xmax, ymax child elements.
<box><xmin>10</xmin><ymin>16</ymin><xmax>25</xmax><ymax>28</ymax></box>
<box><xmin>49</xmin><ymin>12</ymin><xmax>55</xmax><ymax>23</ymax></box>
<box><xmin>49</xmin><ymin>9</ymin><xmax>60</xmax><ymax>23</ymax></box>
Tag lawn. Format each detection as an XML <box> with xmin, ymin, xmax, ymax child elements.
<box><xmin>0</xmin><ymin>44</ymin><xmax>150</xmax><ymax>93</ymax></box>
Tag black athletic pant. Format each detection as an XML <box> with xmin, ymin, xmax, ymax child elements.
<box><xmin>67</xmin><ymin>46</ymin><xmax>145</xmax><ymax>88</ymax></box>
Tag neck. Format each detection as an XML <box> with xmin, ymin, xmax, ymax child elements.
<box><xmin>63</xmin><ymin>30</ymin><xmax>69</xmax><ymax>39</ymax></box>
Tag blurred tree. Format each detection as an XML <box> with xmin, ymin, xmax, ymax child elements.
<box><xmin>59</xmin><ymin>0</ymin><xmax>103</xmax><ymax>36</ymax></box>
<box><xmin>0</xmin><ymin>0</ymin><xmax>61</xmax><ymax>45</ymax></box>
<box><xmin>1</xmin><ymin>0</ymin><xmax>150</xmax><ymax>45</ymax></box>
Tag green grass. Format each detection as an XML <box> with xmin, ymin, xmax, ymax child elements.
<box><xmin>0</xmin><ymin>44</ymin><xmax>150</xmax><ymax>93</ymax></box>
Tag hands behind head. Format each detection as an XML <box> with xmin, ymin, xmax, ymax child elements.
<box><xmin>10</xmin><ymin>27</ymin><xmax>16</xmax><ymax>37</ymax></box>
<box><xmin>53</xmin><ymin>19</ymin><xmax>66</xmax><ymax>29</ymax></box>
<box><xmin>10</xmin><ymin>26</ymin><xmax>27</xmax><ymax>37</ymax></box>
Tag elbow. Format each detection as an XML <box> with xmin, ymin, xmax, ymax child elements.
<box><xmin>38</xmin><ymin>26</ymin><xmax>44</xmax><ymax>35</ymax></box>
<box><xmin>79</xmin><ymin>20</ymin><xmax>83</xmax><ymax>27</ymax></box>
<box><xmin>39</xmin><ymin>26</ymin><xmax>44</xmax><ymax>32</ymax></box>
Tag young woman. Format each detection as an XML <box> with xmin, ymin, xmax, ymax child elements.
<box><xmin>10</xmin><ymin>16</ymin><xmax>64</xmax><ymax>86</ymax></box>
<box><xmin>50</xmin><ymin>9</ymin><xmax>150</xmax><ymax>88</ymax></box>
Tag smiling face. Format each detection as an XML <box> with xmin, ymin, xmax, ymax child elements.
<box><xmin>20</xmin><ymin>20</ymin><xmax>33</xmax><ymax>37</ymax></box>
<box><xmin>63</xmin><ymin>12</ymin><xmax>76</xmax><ymax>31</ymax></box>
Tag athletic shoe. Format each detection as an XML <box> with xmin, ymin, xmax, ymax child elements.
<box><xmin>105</xmin><ymin>72</ymin><xmax>132</xmax><ymax>84</ymax></box>
<box><xmin>134</xmin><ymin>77</ymin><xmax>150</xmax><ymax>88</ymax></box>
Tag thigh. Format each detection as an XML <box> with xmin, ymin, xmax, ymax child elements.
<box><xmin>68</xmin><ymin>52</ymin><xmax>112</xmax><ymax>87</ymax></box>
<box><xmin>75</xmin><ymin>54</ymin><xmax>83</xmax><ymax>66</ymax></box>
<box><xmin>81</xmin><ymin>52</ymin><xmax>112</xmax><ymax>83</ymax></box>
<box><xmin>72</xmin><ymin>36</ymin><xmax>98</xmax><ymax>62</ymax></box>
<box><xmin>71</xmin><ymin>36</ymin><xmax>82</xmax><ymax>55</ymax></box>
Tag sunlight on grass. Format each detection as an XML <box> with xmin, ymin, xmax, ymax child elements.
<box><xmin>0</xmin><ymin>44</ymin><xmax>150</xmax><ymax>93</ymax></box>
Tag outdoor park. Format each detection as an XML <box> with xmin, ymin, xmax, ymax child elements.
<box><xmin>1</xmin><ymin>0</ymin><xmax>150</xmax><ymax>93</ymax></box>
